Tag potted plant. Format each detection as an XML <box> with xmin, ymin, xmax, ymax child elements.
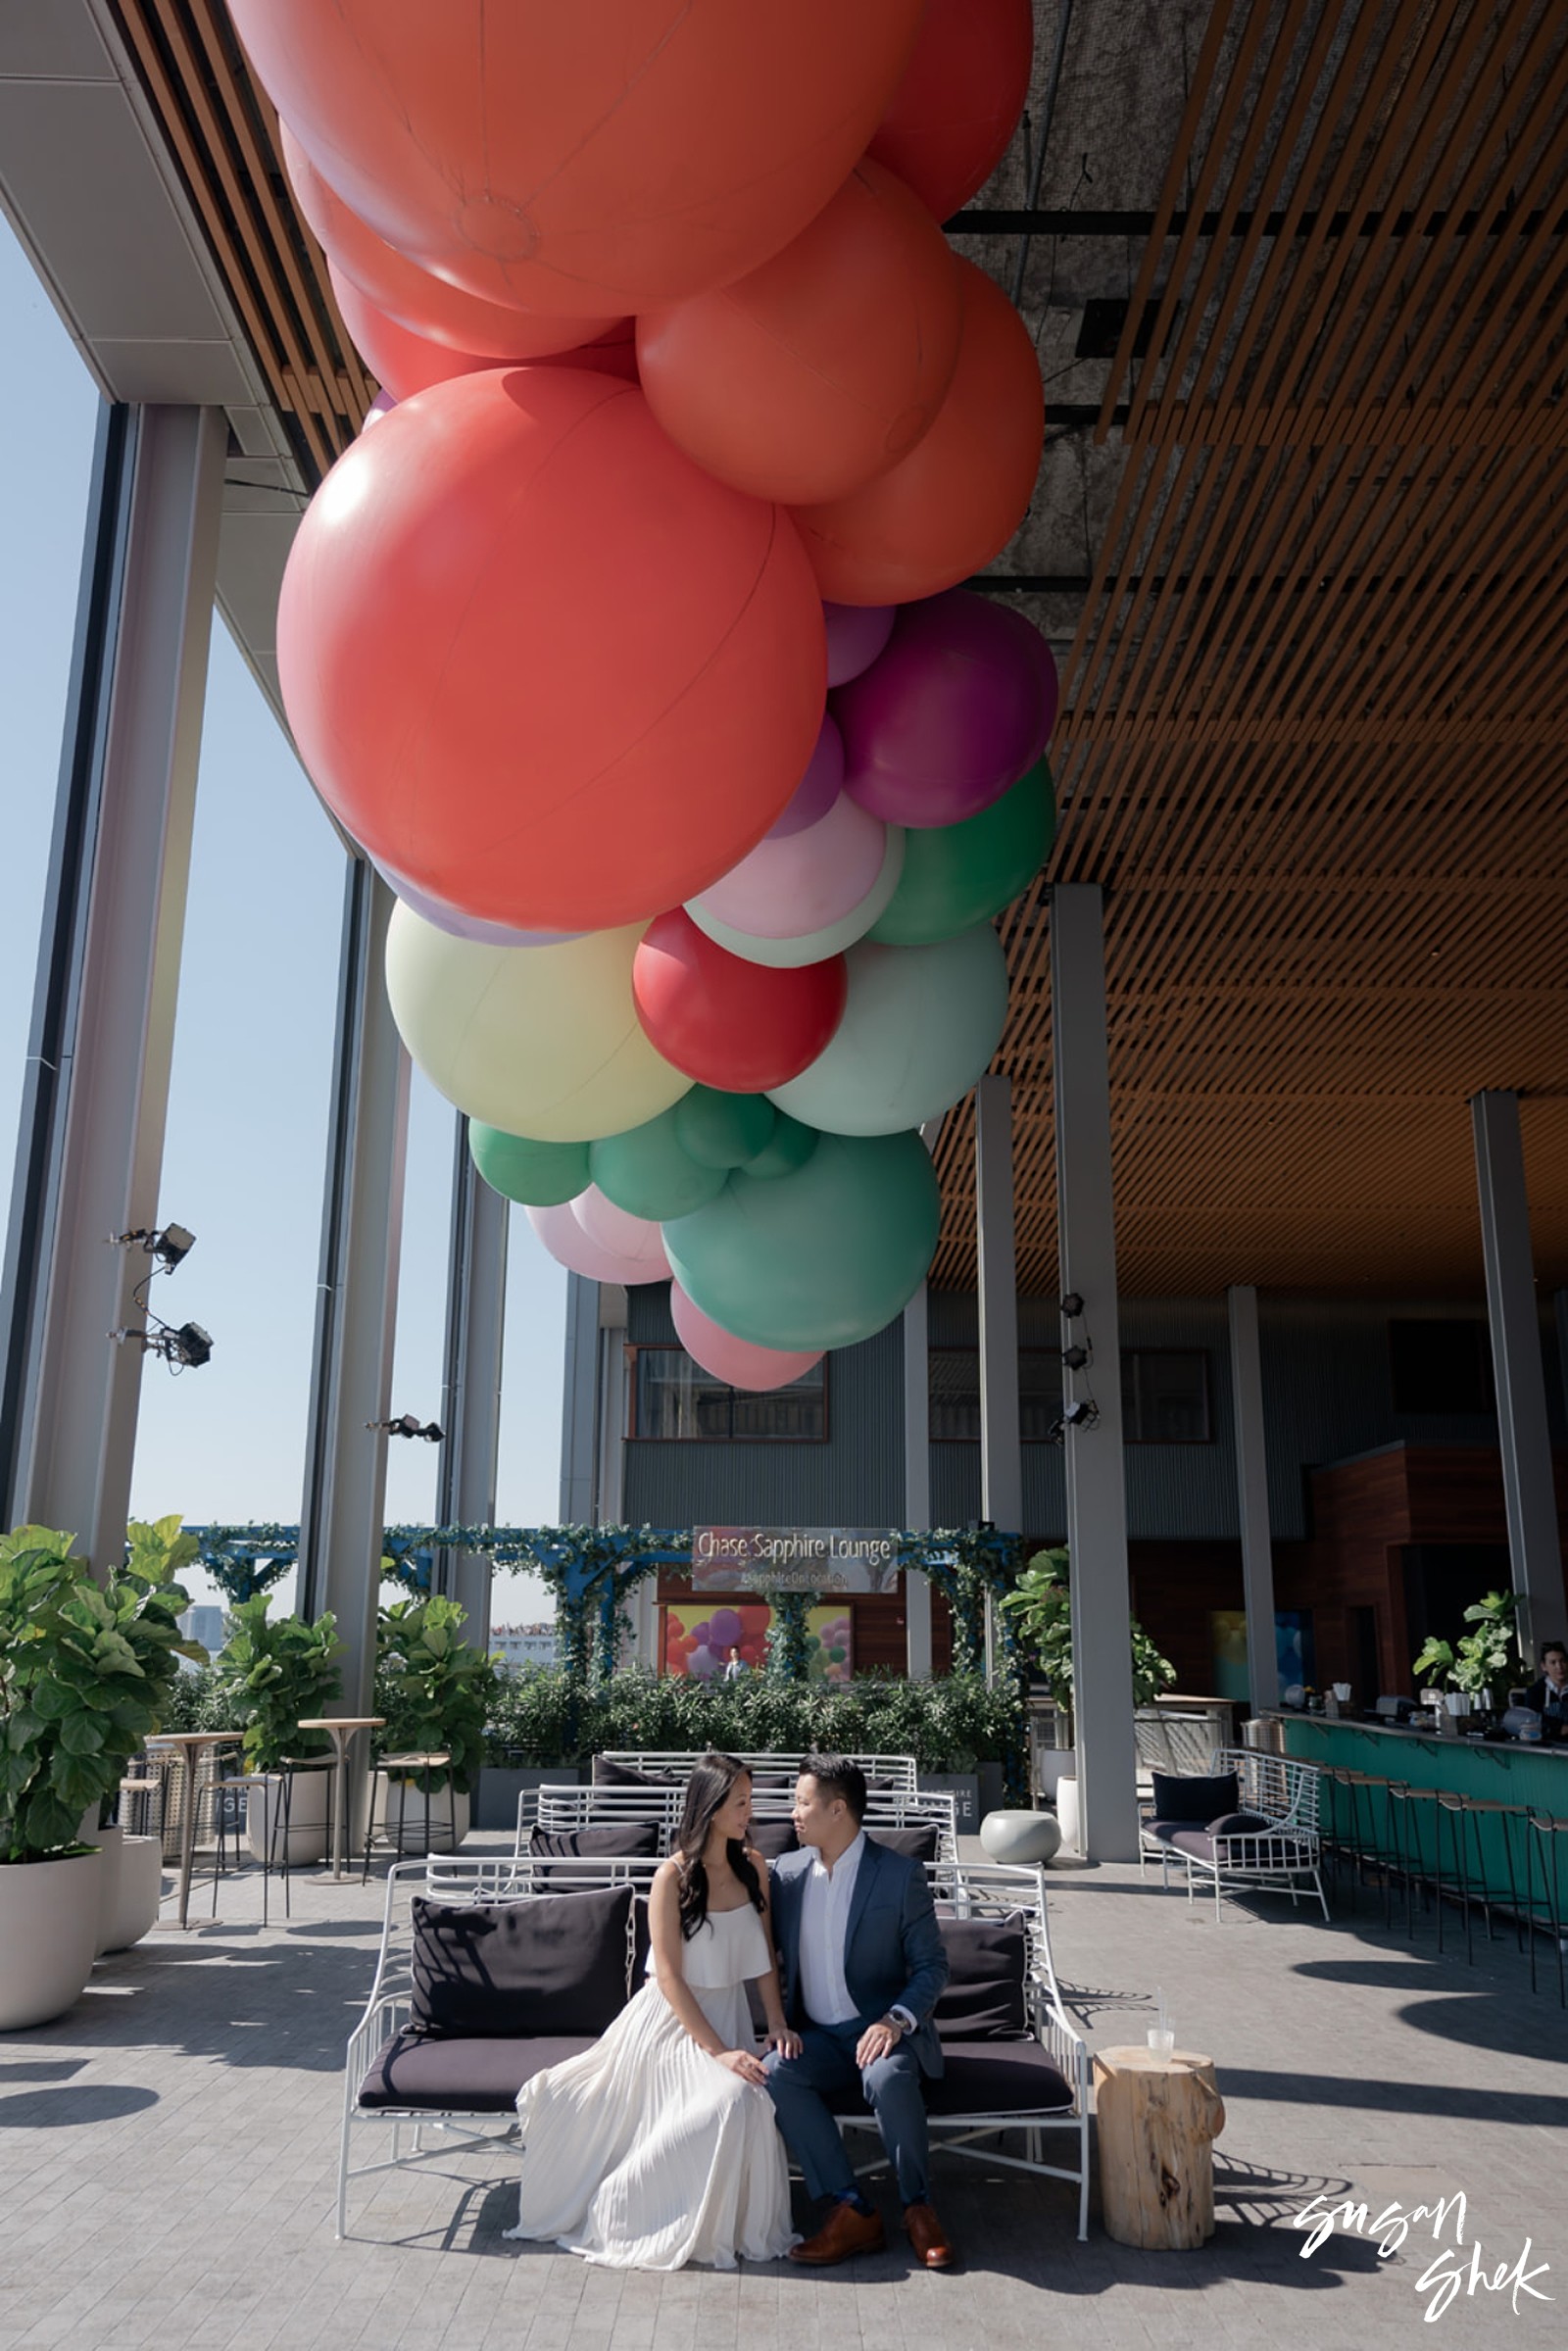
<box><xmin>1411</xmin><ymin>1590</ymin><xmax>1523</xmax><ymax>1733</ymax></box>
<box><xmin>1</xmin><ymin>1519</ymin><xmax>198</xmax><ymax>2025</ymax></box>
<box><xmin>1000</xmin><ymin>1548</ymin><xmax>1177</xmax><ymax>1822</ymax></box>
<box><xmin>373</xmin><ymin>1596</ymin><xmax>498</xmax><ymax>1852</ymax></box>
<box><xmin>213</xmin><ymin>1595</ymin><xmax>344</xmax><ymax>1865</ymax></box>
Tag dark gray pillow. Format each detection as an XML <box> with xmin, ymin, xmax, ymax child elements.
<box><xmin>410</xmin><ymin>1886</ymin><xmax>633</xmax><ymax>2036</ymax></box>
<box><xmin>745</xmin><ymin>1818</ymin><xmax>799</xmax><ymax>1860</ymax></box>
<box><xmin>1150</xmin><ymin>1771</ymin><xmax>1239</xmax><ymax>1825</ymax></box>
<box><xmin>528</xmin><ymin>1821</ymin><xmax>661</xmax><ymax>1884</ymax></box>
<box><xmin>1205</xmin><ymin>1810</ymin><xmax>1272</xmax><ymax>1838</ymax></box>
<box><xmin>592</xmin><ymin>1755</ymin><xmax>673</xmax><ymax>1788</ymax></box>
<box><xmin>867</xmin><ymin>1824</ymin><xmax>940</xmax><ymax>1861</ymax></box>
<box><xmin>933</xmin><ymin>1913</ymin><xmax>1029</xmax><ymax>2041</ymax></box>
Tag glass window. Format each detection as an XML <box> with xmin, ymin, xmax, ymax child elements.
<box><xmin>928</xmin><ymin>1347</ymin><xmax>1058</xmax><ymax>1440</ymax></box>
<box><xmin>1120</xmin><ymin>1349</ymin><xmax>1211</xmax><ymax>1443</ymax></box>
<box><xmin>629</xmin><ymin>1347</ymin><xmax>826</xmax><ymax>1440</ymax></box>
<box><xmin>1388</xmin><ymin>1319</ymin><xmax>1493</xmax><ymax>1415</ymax></box>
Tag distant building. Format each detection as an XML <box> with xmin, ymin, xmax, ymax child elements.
<box><xmin>177</xmin><ymin>1604</ymin><xmax>226</xmax><ymax>1658</ymax></box>
<box><xmin>490</xmin><ymin>1622</ymin><xmax>558</xmax><ymax>1672</ymax></box>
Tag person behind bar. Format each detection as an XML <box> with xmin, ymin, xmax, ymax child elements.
<box><xmin>1523</xmin><ymin>1640</ymin><xmax>1568</xmax><ymax>1735</ymax></box>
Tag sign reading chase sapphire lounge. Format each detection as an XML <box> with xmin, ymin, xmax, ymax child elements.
<box><xmin>691</xmin><ymin>1527</ymin><xmax>902</xmax><ymax>1595</ymax></box>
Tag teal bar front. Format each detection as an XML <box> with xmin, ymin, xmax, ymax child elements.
<box><xmin>1269</xmin><ymin>1714</ymin><xmax>1568</xmax><ymax>1925</ymax></box>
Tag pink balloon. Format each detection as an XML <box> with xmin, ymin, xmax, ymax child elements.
<box><xmin>766</xmin><ymin>714</ymin><xmax>844</xmax><ymax>840</ymax></box>
<box><xmin>526</xmin><ymin>1199</ymin><xmax>670</xmax><ymax>1285</ymax></box>
<box><xmin>835</xmin><ymin>589</ymin><xmax>1058</xmax><ymax>827</ymax></box>
<box><xmin>824</xmin><ymin>600</ymin><xmax>896</xmax><ymax>687</ymax></box>
<box><xmin>572</xmin><ymin>1185</ymin><xmax>669</xmax><ymax>1267</ymax></box>
<box><xmin>671</xmin><ymin>1281</ymin><xmax>823</xmax><ymax>1393</ymax></box>
<box><xmin>375</xmin><ymin>859</ymin><xmax>578</xmax><ymax>949</ymax></box>
<box><xmin>689</xmin><ymin>789</ymin><xmax>889</xmax><ymax>940</ymax></box>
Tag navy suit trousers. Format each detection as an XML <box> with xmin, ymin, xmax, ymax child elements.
<box><xmin>764</xmin><ymin>2020</ymin><xmax>929</xmax><ymax>2207</ymax></box>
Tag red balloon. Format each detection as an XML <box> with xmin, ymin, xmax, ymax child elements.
<box><xmin>331</xmin><ymin>266</ymin><xmax>638</xmax><ymax>402</ymax></box>
<box><xmin>790</xmin><ymin>260</ymin><xmax>1044</xmax><ymax>606</ymax></box>
<box><xmin>633</xmin><ymin>909</ymin><xmax>847</xmax><ymax>1092</ymax></box>
<box><xmin>232</xmin><ymin>0</ymin><xmax>923</xmax><ymax>316</ymax></box>
<box><xmin>282</xmin><ymin>123</ymin><xmax>608</xmax><ymax>361</ymax></box>
<box><xmin>278</xmin><ymin>368</ymin><xmax>826</xmax><ymax>933</ymax></box>
<box><xmin>637</xmin><ymin>161</ymin><xmax>960</xmax><ymax>505</ymax></box>
<box><xmin>868</xmin><ymin>0</ymin><xmax>1034</xmax><ymax>220</ymax></box>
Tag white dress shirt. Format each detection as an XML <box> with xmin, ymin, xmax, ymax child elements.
<box><xmin>798</xmin><ymin>1831</ymin><xmax>866</xmax><ymax>2026</ymax></box>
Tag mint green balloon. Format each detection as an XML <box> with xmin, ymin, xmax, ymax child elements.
<box><xmin>768</xmin><ymin>924</ymin><xmax>1007</xmax><ymax>1137</ymax></box>
<box><xmin>867</xmin><ymin>761</ymin><xmax>1054</xmax><ymax>946</ymax></box>
<box><xmin>469</xmin><ymin>1121</ymin><xmax>589</xmax><ymax>1207</ymax></box>
<box><xmin>663</xmin><ymin>1128</ymin><xmax>940</xmax><ymax>1351</ymax></box>
<box><xmin>590</xmin><ymin>1104</ymin><xmax>726</xmax><ymax>1220</ymax></box>
<box><xmin>674</xmin><ymin>1087</ymin><xmax>776</xmax><ymax>1170</ymax></box>
<box><xmin>745</xmin><ymin>1111</ymin><xmax>819</xmax><ymax>1181</ymax></box>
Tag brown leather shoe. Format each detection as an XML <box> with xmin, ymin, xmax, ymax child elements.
<box><xmin>905</xmin><ymin>2202</ymin><xmax>955</xmax><ymax>2269</ymax></box>
<box><xmin>788</xmin><ymin>2201</ymin><xmax>886</xmax><ymax>2266</ymax></box>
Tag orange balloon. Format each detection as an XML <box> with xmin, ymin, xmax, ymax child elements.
<box><xmin>331</xmin><ymin>266</ymin><xmax>639</xmax><ymax>403</ymax></box>
<box><xmin>283</xmin><ymin>124</ymin><xmax>608</xmax><ymax>362</ymax></box>
<box><xmin>637</xmin><ymin>161</ymin><xmax>960</xmax><ymax>505</ymax></box>
<box><xmin>277</xmin><ymin>367</ymin><xmax>826</xmax><ymax>933</ymax></box>
<box><xmin>232</xmin><ymin>0</ymin><xmax>923</xmax><ymax>316</ymax></box>
<box><xmin>791</xmin><ymin>260</ymin><xmax>1044</xmax><ymax>606</ymax></box>
<box><xmin>868</xmin><ymin>0</ymin><xmax>1034</xmax><ymax>220</ymax></box>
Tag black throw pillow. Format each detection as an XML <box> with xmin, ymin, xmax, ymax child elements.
<box><xmin>592</xmin><ymin>1755</ymin><xmax>673</xmax><ymax>1789</ymax></box>
<box><xmin>1150</xmin><ymin>1771</ymin><xmax>1239</xmax><ymax>1825</ymax></box>
<box><xmin>933</xmin><ymin>1913</ymin><xmax>1030</xmax><ymax>2041</ymax></box>
<box><xmin>1205</xmin><ymin>1810</ymin><xmax>1274</xmax><ymax>1837</ymax></box>
<box><xmin>410</xmin><ymin>1886</ymin><xmax>633</xmax><ymax>2036</ymax></box>
<box><xmin>867</xmin><ymin>1823</ymin><xmax>940</xmax><ymax>1861</ymax></box>
<box><xmin>528</xmin><ymin>1821</ymin><xmax>661</xmax><ymax>1884</ymax></box>
<box><xmin>745</xmin><ymin>1818</ymin><xmax>800</xmax><ymax>1860</ymax></box>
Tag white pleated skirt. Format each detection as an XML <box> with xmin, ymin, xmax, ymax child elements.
<box><xmin>503</xmin><ymin>1975</ymin><xmax>798</xmax><ymax>2271</ymax></box>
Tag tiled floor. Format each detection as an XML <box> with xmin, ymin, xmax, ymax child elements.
<box><xmin>2</xmin><ymin>1832</ymin><xmax>1565</xmax><ymax>2349</ymax></box>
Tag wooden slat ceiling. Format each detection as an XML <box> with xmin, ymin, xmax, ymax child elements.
<box><xmin>933</xmin><ymin>0</ymin><xmax>1568</xmax><ymax>1298</ymax></box>
<box><xmin>106</xmin><ymin>0</ymin><xmax>1568</xmax><ymax>1303</ymax></box>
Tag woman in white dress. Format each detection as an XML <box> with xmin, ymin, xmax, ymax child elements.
<box><xmin>504</xmin><ymin>1752</ymin><xmax>802</xmax><ymax>2270</ymax></box>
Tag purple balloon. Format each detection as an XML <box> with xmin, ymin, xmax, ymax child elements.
<box><xmin>834</xmin><ymin>591</ymin><xmax>1059</xmax><ymax>829</ymax></box>
<box><xmin>766</xmin><ymin>714</ymin><xmax>844</xmax><ymax>839</ymax></box>
<box><xmin>375</xmin><ymin>858</ymin><xmax>581</xmax><ymax>949</ymax></box>
<box><xmin>361</xmin><ymin>388</ymin><xmax>397</xmax><ymax>430</ymax></box>
<box><xmin>823</xmin><ymin>600</ymin><xmax>895</xmax><ymax>687</ymax></box>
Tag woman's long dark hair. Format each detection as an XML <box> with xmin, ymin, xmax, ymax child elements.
<box><xmin>675</xmin><ymin>1751</ymin><xmax>764</xmax><ymax>1940</ymax></box>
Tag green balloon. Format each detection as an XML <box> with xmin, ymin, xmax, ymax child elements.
<box><xmin>674</xmin><ymin>1087</ymin><xmax>776</xmax><ymax>1170</ymax></box>
<box><xmin>744</xmin><ymin>1111</ymin><xmax>819</xmax><ymax>1181</ymax></box>
<box><xmin>867</xmin><ymin>760</ymin><xmax>1055</xmax><ymax>946</ymax></box>
<box><xmin>468</xmin><ymin>1121</ymin><xmax>589</xmax><ymax>1207</ymax></box>
<box><xmin>664</xmin><ymin>1128</ymin><xmax>940</xmax><ymax>1351</ymax></box>
<box><xmin>590</xmin><ymin>1103</ymin><xmax>726</xmax><ymax>1220</ymax></box>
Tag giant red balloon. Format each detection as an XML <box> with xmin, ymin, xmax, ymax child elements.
<box><xmin>790</xmin><ymin>260</ymin><xmax>1044</xmax><ymax>606</ymax></box>
<box><xmin>282</xmin><ymin>123</ymin><xmax>608</xmax><ymax>362</ymax></box>
<box><xmin>632</xmin><ymin>910</ymin><xmax>847</xmax><ymax>1093</ymax></box>
<box><xmin>232</xmin><ymin>0</ymin><xmax>923</xmax><ymax>316</ymax></box>
<box><xmin>868</xmin><ymin>0</ymin><xmax>1034</xmax><ymax>220</ymax></box>
<box><xmin>277</xmin><ymin>367</ymin><xmax>826</xmax><ymax>934</ymax></box>
<box><xmin>330</xmin><ymin>266</ymin><xmax>637</xmax><ymax>402</ymax></box>
<box><xmin>637</xmin><ymin>160</ymin><xmax>961</xmax><ymax>505</ymax></box>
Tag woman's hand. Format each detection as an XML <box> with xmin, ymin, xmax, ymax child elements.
<box><xmin>715</xmin><ymin>2046</ymin><xmax>769</xmax><ymax>2086</ymax></box>
<box><xmin>764</xmin><ymin>2027</ymin><xmax>803</xmax><ymax>2061</ymax></box>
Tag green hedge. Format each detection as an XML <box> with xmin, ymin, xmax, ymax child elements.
<box><xmin>484</xmin><ymin>1667</ymin><xmax>1024</xmax><ymax>1783</ymax></box>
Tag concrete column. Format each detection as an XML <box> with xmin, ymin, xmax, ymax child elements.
<box><xmin>298</xmin><ymin>860</ymin><xmax>411</xmax><ymax>1720</ymax></box>
<box><xmin>1227</xmin><ymin>1284</ymin><xmax>1280</xmax><ymax>1712</ymax></box>
<box><xmin>560</xmin><ymin>1271</ymin><xmax>600</xmax><ymax>1523</ymax></box>
<box><xmin>434</xmin><ymin>1113</ymin><xmax>509</xmax><ymax>1649</ymax></box>
<box><xmin>1051</xmin><ymin>884</ymin><xmax>1139</xmax><ymax>1861</ymax></box>
<box><xmin>1553</xmin><ymin>1290</ymin><xmax>1568</xmax><ymax>1431</ymax></box>
<box><xmin>902</xmin><ymin>1282</ymin><xmax>933</xmax><ymax>1678</ymax></box>
<box><xmin>976</xmin><ymin>1073</ymin><xmax>1022</xmax><ymax>1687</ymax></box>
<box><xmin>0</xmin><ymin>404</ymin><xmax>224</xmax><ymax>1562</ymax></box>
<box><xmin>1471</xmin><ymin>1092</ymin><xmax>1563</xmax><ymax>1664</ymax></box>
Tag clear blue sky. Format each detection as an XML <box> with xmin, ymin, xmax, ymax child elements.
<box><xmin>0</xmin><ymin>219</ymin><xmax>562</xmax><ymax>1619</ymax></box>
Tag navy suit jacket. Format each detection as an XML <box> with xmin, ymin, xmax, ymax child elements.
<box><xmin>770</xmin><ymin>1837</ymin><xmax>949</xmax><ymax>2078</ymax></box>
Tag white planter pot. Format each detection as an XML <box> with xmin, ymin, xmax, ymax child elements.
<box><xmin>1036</xmin><ymin>1748</ymin><xmax>1077</xmax><ymax>1801</ymax></box>
<box><xmin>1056</xmin><ymin>1775</ymin><xmax>1081</xmax><ymax>1855</ymax></box>
<box><xmin>371</xmin><ymin>1774</ymin><xmax>470</xmax><ymax>1855</ymax></box>
<box><xmin>0</xmin><ymin>1849</ymin><xmax>104</xmax><ymax>2030</ymax></box>
<box><xmin>245</xmin><ymin>1771</ymin><xmax>332</xmax><ymax>1868</ymax></box>
<box><xmin>99</xmin><ymin>1834</ymin><xmax>165</xmax><ymax>1954</ymax></box>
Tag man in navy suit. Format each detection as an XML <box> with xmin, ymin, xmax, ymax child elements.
<box><xmin>763</xmin><ymin>1754</ymin><xmax>954</xmax><ymax>2269</ymax></box>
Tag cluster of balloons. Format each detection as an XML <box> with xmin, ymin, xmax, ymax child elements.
<box><xmin>665</xmin><ymin>1603</ymin><xmax>852</xmax><ymax>1683</ymax></box>
<box><xmin>243</xmin><ymin>0</ymin><xmax>1054</xmax><ymax>1391</ymax></box>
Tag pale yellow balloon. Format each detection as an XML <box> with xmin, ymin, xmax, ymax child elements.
<box><xmin>384</xmin><ymin>903</ymin><xmax>690</xmax><ymax>1141</ymax></box>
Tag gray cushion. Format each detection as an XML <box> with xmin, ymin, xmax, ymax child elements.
<box><xmin>528</xmin><ymin>1821</ymin><xmax>660</xmax><ymax>1883</ymax></box>
<box><xmin>410</xmin><ymin>1886</ymin><xmax>633</xmax><ymax>2036</ymax></box>
<box><xmin>358</xmin><ymin>2028</ymin><xmax>593</xmax><ymax>2112</ymax></box>
<box><xmin>933</xmin><ymin>1914</ymin><xmax>1029</xmax><ymax>2041</ymax></box>
<box><xmin>1150</xmin><ymin>1771</ymin><xmax>1239</xmax><ymax>1824</ymax></box>
<box><xmin>867</xmin><ymin>1823</ymin><xmax>940</xmax><ymax>1861</ymax></box>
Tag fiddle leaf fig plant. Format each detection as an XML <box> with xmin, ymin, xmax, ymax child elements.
<box><xmin>0</xmin><ymin>1517</ymin><xmax>201</xmax><ymax>1862</ymax></box>
<box><xmin>376</xmin><ymin>1595</ymin><xmax>498</xmax><ymax>1793</ymax></box>
<box><xmin>999</xmin><ymin>1546</ymin><xmax>1176</xmax><ymax>1745</ymax></box>
<box><xmin>1412</xmin><ymin>1589</ymin><xmax>1523</xmax><ymax>1696</ymax></box>
<box><xmin>214</xmin><ymin>1595</ymin><xmax>344</xmax><ymax>1774</ymax></box>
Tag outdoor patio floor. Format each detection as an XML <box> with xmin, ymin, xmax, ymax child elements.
<box><xmin>2</xmin><ymin>1829</ymin><xmax>1565</xmax><ymax>2351</ymax></box>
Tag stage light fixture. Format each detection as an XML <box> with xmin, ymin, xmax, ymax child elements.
<box><xmin>113</xmin><ymin>1222</ymin><xmax>196</xmax><ymax>1269</ymax></box>
<box><xmin>367</xmin><ymin>1413</ymin><xmax>446</xmax><ymax>1442</ymax></box>
<box><xmin>1061</xmin><ymin>1398</ymin><xmax>1100</xmax><ymax>1429</ymax></box>
<box><xmin>1059</xmin><ymin>1292</ymin><xmax>1084</xmax><ymax>1319</ymax></box>
<box><xmin>1061</xmin><ymin>1344</ymin><xmax>1090</xmax><ymax>1370</ymax></box>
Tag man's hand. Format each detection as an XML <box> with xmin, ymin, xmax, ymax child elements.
<box><xmin>764</xmin><ymin>2027</ymin><xmax>803</xmax><ymax>2060</ymax></box>
<box><xmin>856</xmin><ymin>2016</ymin><xmax>903</xmax><ymax>2068</ymax></box>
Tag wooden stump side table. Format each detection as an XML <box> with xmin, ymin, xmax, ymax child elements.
<box><xmin>1092</xmin><ymin>2045</ymin><xmax>1226</xmax><ymax>2249</ymax></box>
